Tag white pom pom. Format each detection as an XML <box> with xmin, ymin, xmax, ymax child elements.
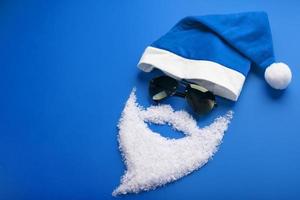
<box><xmin>264</xmin><ymin>62</ymin><xmax>292</xmax><ymax>89</ymax></box>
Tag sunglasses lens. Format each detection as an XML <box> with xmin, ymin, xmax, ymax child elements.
<box><xmin>149</xmin><ymin>76</ymin><xmax>178</xmax><ymax>101</ymax></box>
<box><xmin>185</xmin><ymin>84</ymin><xmax>216</xmax><ymax>115</ymax></box>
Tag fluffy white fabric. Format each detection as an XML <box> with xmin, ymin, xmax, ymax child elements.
<box><xmin>113</xmin><ymin>89</ymin><xmax>233</xmax><ymax>195</ymax></box>
<box><xmin>264</xmin><ymin>62</ymin><xmax>292</xmax><ymax>89</ymax></box>
<box><xmin>138</xmin><ymin>46</ymin><xmax>245</xmax><ymax>101</ymax></box>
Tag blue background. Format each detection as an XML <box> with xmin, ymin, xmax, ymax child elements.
<box><xmin>0</xmin><ymin>1</ymin><xmax>299</xmax><ymax>199</ymax></box>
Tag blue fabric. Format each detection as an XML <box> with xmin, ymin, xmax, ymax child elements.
<box><xmin>151</xmin><ymin>12</ymin><xmax>275</xmax><ymax>76</ymax></box>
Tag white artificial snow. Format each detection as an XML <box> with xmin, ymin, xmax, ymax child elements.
<box><xmin>113</xmin><ymin>89</ymin><xmax>233</xmax><ymax>196</ymax></box>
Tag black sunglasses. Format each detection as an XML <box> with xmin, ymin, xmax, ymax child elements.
<box><xmin>149</xmin><ymin>76</ymin><xmax>217</xmax><ymax>115</ymax></box>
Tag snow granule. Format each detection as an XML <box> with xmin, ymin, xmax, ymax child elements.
<box><xmin>113</xmin><ymin>88</ymin><xmax>233</xmax><ymax>196</ymax></box>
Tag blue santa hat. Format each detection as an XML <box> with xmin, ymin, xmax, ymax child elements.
<box><xmin>138</xmin><ymin>12</ymin><xmax>292</xmax><ymax>101</ymax></box>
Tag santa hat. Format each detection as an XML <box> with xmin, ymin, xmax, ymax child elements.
<box><xmin>138</xmin><ymin>12</ymin><xmax>292</xmax><ymax>101</ymax></box>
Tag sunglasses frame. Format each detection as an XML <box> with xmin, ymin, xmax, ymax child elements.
<box><xmin>149</xmin><ymin>76</ymin><xmax>217</xmax><ymax>115</ymax></box>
